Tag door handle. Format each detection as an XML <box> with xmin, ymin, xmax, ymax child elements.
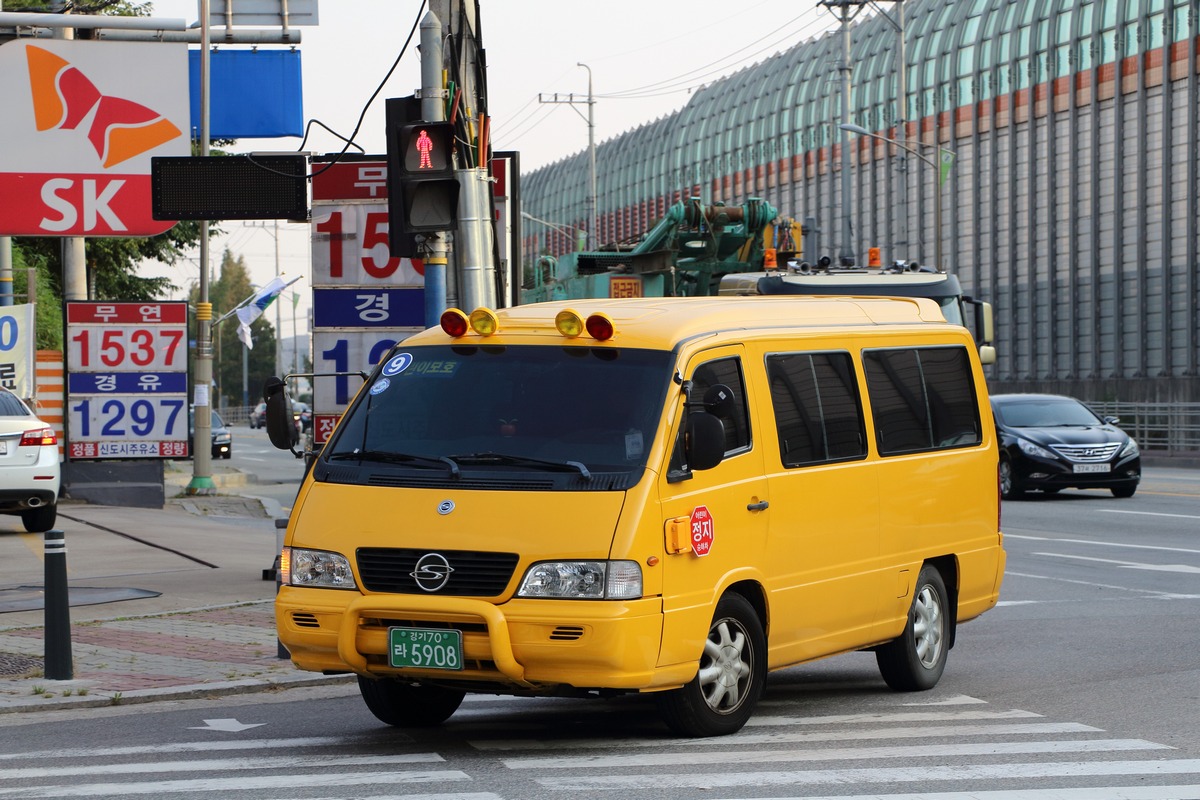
<box><xmin>746</xmin><ymin>500</ymin><xmax>769</xmax><ymax>511</ymax></box>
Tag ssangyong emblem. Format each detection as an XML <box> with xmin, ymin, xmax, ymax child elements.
<box><xmin>411</xmin><ymin>553</ymin><xmax>454</xmax><ymax>592</ymax></box>
<box><xmin>437</xmin><ymin>499</ymin><xmax>455</xmax><ymax>515</ymax></box>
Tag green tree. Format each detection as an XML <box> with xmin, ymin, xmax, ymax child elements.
<box><xmin>10</xmin><ymin>246</ymin><xmax>63</xmax><ymax>351</ymax></box>
<box><xmin>191</xmin><ymin>249</ymin><xmax>279</xmax><ymax>409</ymax></box>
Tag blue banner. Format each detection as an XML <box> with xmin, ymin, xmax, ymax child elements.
<box><xmin>188</xmin><ymin>49</ymin><xmax>303</xmax><ymax>138</ymax></box>
<box><xmin>68</xmin><ymin>372</ymin><xmax>188</xmax><ymax>394</ymax></box>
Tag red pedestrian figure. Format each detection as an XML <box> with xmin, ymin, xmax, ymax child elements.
<box><xmin>416</xmin><ymin>128</ymin><xmax>433</xmax><ymax>169</ymax></box>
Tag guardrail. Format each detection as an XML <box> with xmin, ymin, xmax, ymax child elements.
<box><xmin>1087</xmin><ymin>401</ymin><xmax>1200</xmax><ymax>455</ymax></box>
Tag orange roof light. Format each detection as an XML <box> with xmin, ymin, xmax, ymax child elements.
<box><xmin>468</xmin><ymin>307</ymin><xmax>500</xmax><ymax>337</ymax></box>
<box><xmin>585</xmin><ymin>312</ymin><xmax>615</xmax><ymax>341</ymax></box>
<box><xmin>554</xmin><ymin>309</ymin><xmax>585</xmax><ymax>338</ymax></box>
<box><xmin>440</xmin><ymin>308</ymin><xmax>470</xmax><ymax>337</ymax></box>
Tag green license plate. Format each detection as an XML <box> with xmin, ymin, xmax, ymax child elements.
<box><xmin>389</xmin><ymin>627</ymin><xmax>463</xmax><ymax>670</ymax></box>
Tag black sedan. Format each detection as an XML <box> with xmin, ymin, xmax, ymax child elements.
<box><xmin>188</xmin><ymin>408</ymin><xmax>233</xmax><ymax>459</ymax></box>
<box><xmin>992</xmin><ymin>393</ymin><xmax>1140</xmax><ymax>499</ymax></box>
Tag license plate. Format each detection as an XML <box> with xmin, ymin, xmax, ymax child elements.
<box><xmin>1073</xmin><ymin>463</ymin><xmax>1111</xmax><ymax>474</ymax></box>
<box><xmin>389</xmin><ymin>627</ymin><xmax>463</xmax><ymax>670</ymax></box>
<box><xmin>0</xmin><ymin>441</ymin><xmax>6</xmax><ymax>455</ymax></box>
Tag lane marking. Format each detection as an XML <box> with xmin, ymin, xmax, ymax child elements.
<box><xmin>1005</xmin><ymin>533</ymin><xmax>1200</xmax><ymax>556</ymax></box>
<box><xmin>1033</xmin><ymin>552</ymin><xmax>1200</xmax><ymax>574</ymax></box>
<box><xmin>1099</xmin><ymin>509</ymin><xmax>1200</xmax><ymax>520</ymax></box>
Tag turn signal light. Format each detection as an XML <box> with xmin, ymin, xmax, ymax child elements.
<box><xmin>555</xmin><ymin>309</ymin><xmax>585</xmax><ymax>338</ymax></box>
<box><xmin>440</xmin><ymin>308</ymin><xmax>470</xmax><ymax>337</ymax></box>
<box><xmin>469</xmin><ymin>307</ymin><xmax>500</xmax><ymax>337</ymax></box>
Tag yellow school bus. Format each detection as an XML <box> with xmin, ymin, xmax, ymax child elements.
<box><xmin>272</xmin><ymin>296</ymin><xmax>1006</xmax><ymax>737</ymax></box>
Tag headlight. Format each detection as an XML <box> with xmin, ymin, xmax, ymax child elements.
<box><xmin>1017</xmin><ymin>438</ymin><xmax>1055</xmax><ymax>460</ymax></box>
<box><xmin>1119</xmin><ymin>437</ymin><xmax>1139</xmax><ymax>458</ymax></box>
<box><xmin>214</xmin><ymin>433</ymin><xmax>231</xmax><ymax>444</ymax></box>
<box><xmin>282</xmin><ymin>547</ymin><xmax>357</xmax><ymax>589</ymax></box>
<box><xmin>517</xmin><ymin>560</ymin><xmax>642</xmax><ymax>599</ymax></box>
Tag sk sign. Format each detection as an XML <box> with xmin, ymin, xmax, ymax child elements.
<box><xmin>0</xmin><ymin>40</ymin><xmax>189</xmax><ymax>237</ymax></box>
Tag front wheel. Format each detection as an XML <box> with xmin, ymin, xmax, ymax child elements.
<box><xmin>357</xmin><ymin>676</ymin><xmax>465</xmax><ymax>727</ymax></box>
<box><xmin>876</xmin><ymin>564</ymin><xmax>949</xmax><ymax>692</ymax></box>
<box><xmin>998</xmin><ymin>456</ymin><xmax>1024</xmax><ymax>500</ymax></box>
<box><xmin>1111</xmin><ymin>484</ymin><xmax>1137</xmax><ymax>498</ymax></box>
<box><xmin>658</xmin><ymin>593</ymin><xmax>766</xmax><ymax>737</ymax></box>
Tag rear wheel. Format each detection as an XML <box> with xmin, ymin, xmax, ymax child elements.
<box><xmin>876</xmin><ymin>564</ymin><xmax>949</xmax><ymax>692</ymax></box>
<box><xmin>21</xmin><ymin>504</ymin><xmax>56</xmax><ymax>533</ymax></box>
<box><xmin>658</xmin><ymin>593</ymin><xmax>766</xmax><ymax>737</ymax></box>
<box><xmin>357</xmin><ymin>676</ymin><xmax>464</xmax><ymax>727</ymax></box>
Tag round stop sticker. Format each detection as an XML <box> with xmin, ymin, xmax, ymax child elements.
<box><xmin>690</xmin><ymin>505</ymin><xmax>714</xmax><ymax>557</ymax></box>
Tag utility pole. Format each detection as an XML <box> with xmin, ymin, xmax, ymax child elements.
<box><xmin>538</xmin><ymin>66</ymin><xmax>598</xmax><ymax>251</ymax></box>
<box><xmin>869</xmin><ymin>0</ymin><xmax>908</xmax><ymax>263</ymax></box>
<box><xmin>188</xmin><ymin>0</ymin><xmax>215</xmax><ymax>495</ymax></box>
<box><xmin>419</xmin><ymin>10</ymin><xmax>449</xmax><ymax>327</ymax></box>
<box><xmin>820</xmin><ymin>0</ymin><xmax>868</xmax><ymax>267</ymax></box>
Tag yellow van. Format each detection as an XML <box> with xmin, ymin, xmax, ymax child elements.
<box><xmin>272</xmin><ymin>296</ymin><xmax>1006</xmax><ymax>737</ymax></box>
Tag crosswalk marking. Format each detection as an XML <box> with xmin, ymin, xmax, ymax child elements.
<box><xmin>531</xmin><ymin>760</ymin><xmax>1200</xmax><ymax>791</ymax></box>
<box><xmin>0</xmin><ymin>736</ymin><xmax>381</xmax><ymax>762</ymax></box>
<box><xmin>504</xmin><ymin>738</ymin><xmax>1169</xmax><ymax>770</ymax></box>
<box><xmin>0</xmin><ymin>770</ymin><xmax>471</xmax><ymax>798</ymax></box>
<box><xmin>0</xmin><ymin>753</ymin><xmax>442</xmax><ymax>781</ymax></box>
<box><xmin>718</xmin><ymin>789</ymin><xmax>1200</xmax><ymax>800</ymax></box>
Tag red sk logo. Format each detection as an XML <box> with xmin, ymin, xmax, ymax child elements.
<box><xmin>26</xmin><ymin>45</ymin><xmax>182</xmax><ymax>168</ymax></box>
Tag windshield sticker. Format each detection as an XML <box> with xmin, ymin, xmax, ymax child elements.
<box><xmin>625</xmin><ymin>429</ymin><xmax>644</xmax><ymax>459</ymax></box>
<box><xmin>382</xmin><ymin>353</ymin><xmax>413</xmax><ymax>376</ymax></box>
<box><xmin>411</xmin><ymin>360</ymin><xmax>459</xmax><ymax>377</ymax></box>
<box><xmin>369</xmin><ymin>377</ymin><xmax>391</xmax><ymax>395</ymax></box>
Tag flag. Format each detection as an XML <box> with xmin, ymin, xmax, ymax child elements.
<box><xmin>235</xmin><ymin>275</ymin><xmax>289</xmax><ymax>350</ymax></box>
<box><xmin>938</xmin><ymin>149</ymin><xmax>956</xmax><ymax>187</ymax></box>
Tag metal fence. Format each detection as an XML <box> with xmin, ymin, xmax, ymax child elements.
<box><xmin>1087</xmin><ymin>402</ymin><xmax>1200</xmax><ymax>455</ymax></box>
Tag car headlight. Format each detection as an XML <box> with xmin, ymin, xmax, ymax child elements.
<box><xmin>214</xmin><ymin>433</ymin><xmax>231</xmax><ymax>444</ymax></box>
<box><xmin>1017</xmin><ymin>438</ymin><xmax>1056</xmax><ymax>460</ymax></box>
<box><xmin>282</xmin><ymin>547</ymin><xmax>357</xmax><ymax>589</ymax></box>
<box><xmin>1119</xmin><ymin>437</ymin><xmax>1139</xmax><ymax>458</ymax></box>
<box><xmin>517</xmin><ymin>560</ymin><xmax>642</xmax><ymax>599</ymax></box>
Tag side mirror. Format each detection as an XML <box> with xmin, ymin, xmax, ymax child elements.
<box><xmin>1103</xmin><ymin>415</ymin><xmax>1121</xmax><ymax>426</ymax></box>
<box><xmin>702</xmin><ymin>383</ymin><xmax>736</xmax><ymax>418</ymax></box>
<box><xmin>263</xmin><ymin>376</ymin><xmax>299</xmax><ymax>451</ymax></box>
<box><xmin>685</xmin><ymin>413</ymin><xmax>726</xmax><ymax>471</ymax></box>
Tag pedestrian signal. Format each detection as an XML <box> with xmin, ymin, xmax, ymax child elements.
<box><xmin>386</xmin><ymin>119</ymin><xmax>459</xmax><ymax>236</ymax></box>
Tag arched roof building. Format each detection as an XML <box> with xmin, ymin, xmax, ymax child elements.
<box><xmin>521</xmin><ymin>0</ymin><xmax>1199</xmax><ymax>404</ymax></box>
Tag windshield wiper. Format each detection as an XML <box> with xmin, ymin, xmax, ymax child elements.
<box><xmin>448</xmin><ymin>452</ymin><xmax>592</xmax><ymax>481</ymax></box>
<box><xmin>328</xmin><ymin>449</ymin><xmax>461</xmax><ymax>477</ymax></box>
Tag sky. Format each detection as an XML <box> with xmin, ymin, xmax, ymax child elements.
<box><xmin>138</xmin><ymin>0</ymin><xmax>847</xmax><ymax>327</ymax></box>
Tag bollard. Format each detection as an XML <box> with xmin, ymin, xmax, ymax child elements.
<box><xmin>43</xmin><ymin>529</ymin><xmax>73</xmax><ymax>680</ymax></box>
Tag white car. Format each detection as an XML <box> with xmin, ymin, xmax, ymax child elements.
<box><xmin>0</xmin><ymin>387</ymin><xmax>61</xmax><ymax>532</ymax></box>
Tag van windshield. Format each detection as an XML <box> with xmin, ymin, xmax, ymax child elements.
<box><xmin>324</xmin><ymin>345</ymin><xmax>674</xmax><ymax>482</ymax></box>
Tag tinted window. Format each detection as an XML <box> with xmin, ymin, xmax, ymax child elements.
<box><xmin>689</xmin><ymin>357</ymin><xmax>751</xmax><ymax>453</ymax></box>
<box><xmin>0</xmin><ymin>391</ymin><xmax>29</xmax><ymax>417</ymax></box>
<box><xmin>766</xmin><ymin>351</ymin><xmax>866</xmax><ymax>466</ymax></box>
<box><xmin>863</xmin><ymin>347</ymin><xmax>982</xmax><ymax>455</ymax></box>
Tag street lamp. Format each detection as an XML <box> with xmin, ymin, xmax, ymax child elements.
<box><xmin>839</xmin><ymin>122</ymin><xmax>955</xmax><ymax>271</ymax></box>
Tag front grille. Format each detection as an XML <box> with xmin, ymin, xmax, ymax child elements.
<box><xmin>291</xmin><ymin>612</ymin><xmax>320</xmax><ymax>629</ymax></box>
<box><xmin>1049</xmin><ymin>443</ymin><xmax>1122</xmax><ymax>462</ymax></box>
<box><xmin>549</xmin><ymin>626</ymin><xmax>585</xmax><ymax>641</ymax></box>
<box><xmin>357</xmin><ymin>548</ymin><xmax>519</xmax><ymax>596</ymax></box>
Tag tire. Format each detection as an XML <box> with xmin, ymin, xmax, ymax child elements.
<box><xmin>21</xmin><ymin>503</ymin><xmax>57</xmax><ymax>533</ymax></box>
<box><xmin>876</xmin><ymin>564</ymin><xmax>949</xmax><ymax>692</ymax></box>
<box><xmin>998</xmin><ymin>456</ymin><xmax>1024</xmax><ymax>500</ymax></box>
<box><xmin>357</xmin><ymin>676</ymin><xmax>465</xmax><ymax>727</ymax></box>
<box><xmin>658</xmin><ymin>593</ymin><xmax>766</xmax><ymax>737</ymax></box>
<box><xmin>1111</xmin><ymin>484</ymin><xmax>1137</xmax><ymax>498</ymax></box>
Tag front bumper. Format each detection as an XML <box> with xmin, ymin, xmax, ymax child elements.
<box><xmin>1013</xmin><ymin>453</ymin><xmax>1140</xmax><ymax>491</ymax></box>
<box><xmin>277</xmin><ymin>588</ymin><xmax>681</xmax><ymax>692</ymax></box>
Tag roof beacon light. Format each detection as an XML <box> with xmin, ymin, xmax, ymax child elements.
<box><xmin>469</xmin><ymin>307</ymin><xmax>500</xmax><ymax>337</ymax></box>
<box><xmin>585</xmin><ymin>312</ymin><xmax>615</xmax><ymax>342</ymax></box>
<box><xmin>440</xmin><ymin>308</ymin><xmax>470</xmax><ymax>338</ymax></box>
<box><xmin>555</xmin><ymin>309</ymin><xmax>585</xmax><ymax>338</ymax></box>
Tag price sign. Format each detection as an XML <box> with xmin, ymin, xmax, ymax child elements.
<box><xmin>65</xmin><ymin>301</ymin><xmax>189</xmax><ymax>460</ymax></box>
<box><xmin>311</xmin><ymin>204</ymin><xmax>425</xmax><ymax>286</ymax></box>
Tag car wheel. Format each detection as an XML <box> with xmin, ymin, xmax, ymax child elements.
<box><xmin>357</xmin><ymin>676</ymin><xmax>464</xmax><ymax>727</ymax></box>
<box><xmin>999</xmin><ymin>456</ymin><xmax>1025</xmax><ymax>500</ymax></box>
<box><xmin>1111</xmin><ymin>484</ymin><xmax>1137</xmax><ymax>498</ymax></box>
<box><xmin>21</xmin><ymin>503</ymin><xmax>57</xmax><ymax>533</ymax></box>
<box><xmin>658</xmin><ymin>592</ymin><xmax>766</xmax><ymax>737</ymax></box>
<box><xmin>876</xmin><ymin>564</ymin><xmax>949</xmax><ymax>692</ymax></box>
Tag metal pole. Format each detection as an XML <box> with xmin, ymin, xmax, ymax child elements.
<box><xmin>189</xmin><ymin>0</ymin><xmax>215</xmax><ymax>494</ymax></box>
<box><xmin>43</xmin><ymin>529</ymin><xmax>73</xmax><ymax>680</ymax></box>
<box><xmin>420</xmin><ymin>10</ymin><xmax>449</xmax><ymax>328</ymax></box>
<box><xmin>894</xmin><ymin>0</ymin><xmax>908</xmax><ymax>261</ymax></box>
<box><xmin>934</xmin><ymin>145</ymin><xmax>943</xmax><ymax>271</ymax></box>
<box><xmin>273</xmin><ymin>220</ymin><xmax>282</xmax><ymax>378</ymax></box>
<box><xmin>579</xmin><ymin>63</ymin><xmax>598</xmax><ymax>251</ymax></box>
<box><xmin>0</xmin><ymin>237</ymin><xmax>11</xmax><ymax>306</ymax></box>
<box><xmin>839</xmin><ymin>13</ymin><xmax>855</xmax><ymax>265</ymax></box>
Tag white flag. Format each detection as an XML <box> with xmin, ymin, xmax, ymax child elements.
<box><xmin>234</xmin><ymin>276</ymin><xmax>289</xmax><ymax>349</ymax></box>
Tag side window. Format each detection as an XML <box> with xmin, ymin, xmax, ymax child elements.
<box><xmin>863</xmin><ymin>346</ymin><xmax>982</xmax><ymax>456</ymax></box>
<box><xmin>668</xmin><ymin>356</ymin><xmax>750</xmax><ymax>480</ymax></box>
<box><xmin>690</xmin><ymin>357</ymin><xmax>751</xmax><ymax>454</ymax></box>
<box><xmin>766</xmin><ymin>351</ymin><xmax>866</xmax><ymax>467</ymax></box>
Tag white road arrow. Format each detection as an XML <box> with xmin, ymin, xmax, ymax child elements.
<box><xmin>188</xmin><ymin>718</ymin><xmax>267</xmax><ymax>733</ymax></box>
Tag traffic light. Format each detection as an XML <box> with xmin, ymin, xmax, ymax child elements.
<box><xmin>386</xmin><ymin>118</ymin><xmax>460</xmax><ymax>240</ymax></box>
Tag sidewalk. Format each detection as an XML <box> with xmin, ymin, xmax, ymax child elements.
<box><xmin>0</xmin><ymin>465</ymin><xmax>351</xmax><ymax>714</ymax></box>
